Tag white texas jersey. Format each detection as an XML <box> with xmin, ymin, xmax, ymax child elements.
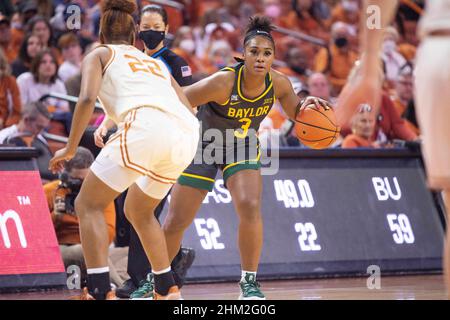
<box><xmin>419</xmin><ymin>0</ymin><xmax>450</xmax><ymax>38</ymax></box>
<box><xmin>98</xmin><ymin>44</ymin><xmax>196</xmax><ymax>126</ymax></box>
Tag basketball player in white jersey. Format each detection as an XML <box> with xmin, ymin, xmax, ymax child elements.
<box><xmin>336</xmin><ymin>0</ymin><xmax>450</xmax><ymax>297</ymax></box>
<box><xmin>49</xmin><ymin>0</ymin><xmax>199</xmax><ymax>300</ymax></box>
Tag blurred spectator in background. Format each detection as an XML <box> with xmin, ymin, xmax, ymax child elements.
<box><xmin>64</xmin><ymin>41</ymin><xmax>100</xmax><ymax>115</ymax></box>
<box><xmin>43</xmin><ymin>146</ymin><xmax>120</xmax><ymax>287</ymax></box>
<box><xmin>0</xmin><ymin>0</ymin><xmax>15</xmax><ymax>18</ymax></box>
<box><xmin>307</xmin><ymin>72</ymin><xmax>335</xmax><ymax>103</ymax></box>
<box><xmin>9</xmin><ymin>1</ymin><xmax>39</xmax><ymax>54</ymax></box>
<box><xmin>172</xmin><ymin>25</ymin><xmax>209</xmax><ymax>78</ymax></box>
<box><xmin>330</xmin><ymin>0</ymin><xmax>360</xmax><ymax>32</ymax></box>
<box><xmin>282</xmin><ymin>0</ymin><xmax>331</xmax><ymax>41</ymax></box>
<box><xmin>381</xmin><ymin>26</ymin><xmax>407</xmax><ymax>88</ymax></box>
<box><xmin>0</xmin><ymin>101</ymin><xmax>55</xmax><ymax>181</ymax></box>
<box><xmin>206</xmin><ymin>39</ymin><xmax>234</xmax><ymax>72</ymax></box>
<box><xmin>201</xmin><ymin>22</ymin><xmax>236</xmax><ymax>63</ymax></box>
<box><xmin>50</xmin><ymin>1</ymin><xmax>96</xmax><ymax>50</ymax></box>
<box><xmin>390</xmin><ymin>63</ymin><xmax>419</xmax><ymax>135</ymax></box>
<box><xmin>0</xmin><ymin>14</ymin><xmax>19</xmax><ymax>63</ymax></box>
<box><xmin>11</xmin><ymin>33</ymin><xmax>43</xmax><ymax>77</ymax></box>
<box><xmin>0</xmin><ymin>48</ymin><xmax>21</xmax><ymax>129</ymax></box>
<box><xmin>17</xmin><ymin>49</ymin><xmax>71</xmax><ymax>135</ymax></box>
<box><xmin>36</xmin><ymin>0</ymin><xmax>55</xmax><ymax>20</ymax></box>
<box><xmin>373</xmin><ymin>93</ymin><xmax>418</xmax><ymax>146</ymax></box>
<box><xmin>342</xmin><ymin>104</ymin><xmax>377</xmax><ymax>149</ymax></box>
<box><xmin>278</xmin><ymin>46</ymin><xmax>312</xmax><ymax>84</ymax></box>
<box><xmin>26</xmin><ymin>15</ymin><xmax>63</xmax><ymax>64</ymax></box>
<box><xmin>0</xmin><ymin>101</ymin><xmax>50</xmax><ymax>145</ymax></box>
<box><xmin>314</xmin><ymin>21</ymin><xmax>358</xmax><ymax>95</ymax></box>
<box><xmin>57</xmin><ymin>32</ymin><xmax>82</xmax><ymax>82</ymax></box>
<box><xmin>261</xmin><ymin>0</ymin><xmax>283</xmax><ymax>25</ymax></box>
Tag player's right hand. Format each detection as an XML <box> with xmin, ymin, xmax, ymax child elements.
<box><xmin>49</xmin><ymin>147</ymin><xmax>76</xmax><ymax>174</ymax></box>
<box><xmin>94</xmin><ymin>125</ymin><xmax>108</xmax><ymax>148</ymax></box>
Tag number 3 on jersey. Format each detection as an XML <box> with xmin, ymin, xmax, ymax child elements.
<box><xmin>234</xmin><ymin>117</ymin><xmax>252</xmax><ymax>138</ymax></box>
<box><xmin>124</xmin><ymin>54</ymin><xmax>166</xmax><ymax>79</ymax></box>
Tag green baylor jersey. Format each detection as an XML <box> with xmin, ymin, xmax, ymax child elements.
<box><xmin>195</xmin><ymin>62</ymin><xmax>275</xmax><ymax>146</ymax></box>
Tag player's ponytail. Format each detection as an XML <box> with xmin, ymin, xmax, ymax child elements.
<box><xmin>243</xmin><ymin>15</ymin><xmax>275</xmax><ymax>48</ymax></box>
<box><xmin>100</xmin><ymin>0</ymin><xmax>137</xmax><ymax>44</ymax></box>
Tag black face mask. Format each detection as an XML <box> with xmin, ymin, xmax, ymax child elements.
<box><xmin>138</xmin><ymin>29</ymin><xmax>165</xmax><ymax>50</ymax></box>
<box><xmin>291</xmin><ymin>65</ymin><xmax>306</xmax><ymax>75</ymax></box>
<box><xmin>334</xmin><ymin>37</ymin><xmax>348</xmax><ymax>48</ymax></box>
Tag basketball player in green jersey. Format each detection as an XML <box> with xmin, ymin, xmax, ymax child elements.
<box><xmin>159</xmin><ymin>16</ymin><xmax>331</xmax><ymax>300</ymax></box>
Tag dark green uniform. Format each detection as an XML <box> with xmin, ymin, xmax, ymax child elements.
<box><xmin>178</xmin><ymin>63</ymin><xmax>275</xmax><ymax>191</ymax></box>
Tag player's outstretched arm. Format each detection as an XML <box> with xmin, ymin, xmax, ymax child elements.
<box><xmin>335</xmin><ymin>0</ymin><xmax>399</xmax><ymax>126</ymax></box>
<box><xmin>49</xmin><ymin>48</ymin><xmax>106</xmax><ymax>172</ymax></box>
<box><xmin>170</xmin><ymin>74</ymin><xmax>195</xmax><ymax>116</ymax></box>
<box><xmin>182</xmin><ymin>71</ymin><xmax>233</xmax><ymax>108</ymax></box>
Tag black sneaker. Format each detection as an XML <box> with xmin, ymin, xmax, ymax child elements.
<box><xmin>115</xmin><ymin>279</ymin><xmax>137</xmax><ymax>299</ymax></box>
<box><xmin>171</xmin><ymin>247</ymin><xmax>196</xmax><ymax>288</ymax></box>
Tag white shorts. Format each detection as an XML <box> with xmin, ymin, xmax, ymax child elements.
<box><xmin>91</xmin><ymin>107</ymin><xmax>199</xmax><ymax>199</ymax></box>
<box><xmin>415</xmin><ymin>36</ymin><xmax>450</xmax><ymax>190</ymax></box>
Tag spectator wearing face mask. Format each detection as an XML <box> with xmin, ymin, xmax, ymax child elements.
<box><xmin>381</xmin><ymin>27</ymin><xmax>407</xmax><ymax>89</ymax></box>
<box><xmin>314</xmin><ymin>21</ymin><xmax>358</xmax><ymax>95</ymax></box>
<box><xmin>8</xmin><ymin>1</ymin><xmax>39</xmax><ymax>54</ymax></box>
<box><xmin>200</xmin><ymin>22</ymin><xmax>236</xmax><ymax>68</ymax></box>
<box><xmin>206</xmin><ymin>40</ymin><xmax>234</xmax><ymax>72</ymax></box>
<box><xmin>172</xmin><ymin>26</ymin><xmax>210</xmax><ymax>78</ymax></box>
<box><xmin>277</xmin><ymin>46</ymin><xmax>312</xmax><ymax>84</ymax></box>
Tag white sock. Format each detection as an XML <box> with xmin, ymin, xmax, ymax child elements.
<box><xmin>153</xmin><ymin>266</ymin><xmax>171</xmax><ymax>275</ymax></box>
<box><xmin>87</xmin><ymin>267</ymin><xmax>110</xmax><ymax>274</ymax></box>
<box><xmin>241</xmin><ymin>270</ymin><xmax>256</xmax><ymax>282</ymax></box>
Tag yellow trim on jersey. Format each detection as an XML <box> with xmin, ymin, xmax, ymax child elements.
<box><xmin>180</xmin><ymin>172</ymin><xmax>215</xmax><ymax>183</ymax></box>
<box><xmin>222</xmin><ymin>149</ymin><xmax>262</xmax><ymax>172</ymax></box>
<box><xmin>237</xmin><ymin>66</ymin><xmax>273</xmax><ymax>103</ymax></box>
<box><xmin>218</xmin><ymin>67</ymin><xmax>236</xmax><ymax>105</ymax></box>
<box><xmin>222</xmin><ymin>67</ymin><xmax>236</xmax><ymax>73</ymax></box>
<box><xmin>219</xmin><ymin>98</ymin><xmax>230</xmax><ymax>106</ymax></box>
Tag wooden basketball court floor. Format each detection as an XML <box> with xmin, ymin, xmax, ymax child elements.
<box><xmin>0</xmin><ymin>274</ymin><xmax>447</xmax><ymax>300</ymax></box>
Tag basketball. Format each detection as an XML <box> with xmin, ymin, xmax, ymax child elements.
<box><xmin>295</xmin><ymin>104</ymin><xmax>340</xmax><ymax>149</ymax></box>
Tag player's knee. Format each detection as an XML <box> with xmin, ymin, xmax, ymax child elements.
<box><xmin>235</xmin><ymin>198</ymin><xmax>261</xmax><ymax>222</ymax></box>
<box><xmin>164</xmin><ymin>209</ymin><xmax>191</xmax><ymax>233</ymax></box>
<box><xmin>74</xmin><ymin>194</ymin><xmax>103</xmax><ymax>219</ymax></box>
<box><xmin>123</xmin><ymin>203</ymin><xmax>138</xmax><ymax>224</ymax></box>
<box><xmin>124</xmin><ymin>202</ymin><xmax>155</xmax><ymax>225</ymax></box>
<box><xmin>235</xmin><ymin>196</ymin><xmax>260</xmax><ymax>212</ymax></box>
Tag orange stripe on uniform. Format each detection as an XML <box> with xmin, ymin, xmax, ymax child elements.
<box><xmin>119</xmin><ymin>109</ymin><xmax>177</xmax><ymax>184</ymax></box>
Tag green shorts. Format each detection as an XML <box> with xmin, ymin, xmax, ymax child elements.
<box><xmin>178</xmin><ymin>141</ymin><xmax>261</xmax><ymax>191</ymax></box>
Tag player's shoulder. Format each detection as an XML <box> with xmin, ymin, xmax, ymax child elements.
<box><xmin>207</xmin><ymin>67</ymin><xmax>236</xmax><ymax>88</ymax></box>
<box><xmin>270</xmin><ymin>68</ymin><xmax>290</xmax><ymax>84</ymax></box>
<box><xmin>83</xmin><ymin>44</ymin><xmax>112</xmax><ymax>63</ymax></box>
<box><xmin>270</xmin><ymin>69</ymin><xmax>292</xmax><ymax>93</ymax></box>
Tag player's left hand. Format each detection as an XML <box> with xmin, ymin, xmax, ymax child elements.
<box><xmin>302</xmin><ymin>96</ymin><xmax>333</xmax><ymax>111</ymax></box>
<box><xmin>49</xmin><ymin>147</ymin><xmax>76</xmax><ymax>174</ymax></box>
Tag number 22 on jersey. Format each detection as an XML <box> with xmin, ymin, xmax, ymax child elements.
<box><xmin>124</xmin><ymin>54</ymin><xmax>166</xmax><ymax>79</ymax></box>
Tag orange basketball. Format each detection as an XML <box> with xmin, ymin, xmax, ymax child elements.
<box><xmin>295</xmin><ymin>104</ymin><xmax>340</xmax><ymax>149</ymax></box>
